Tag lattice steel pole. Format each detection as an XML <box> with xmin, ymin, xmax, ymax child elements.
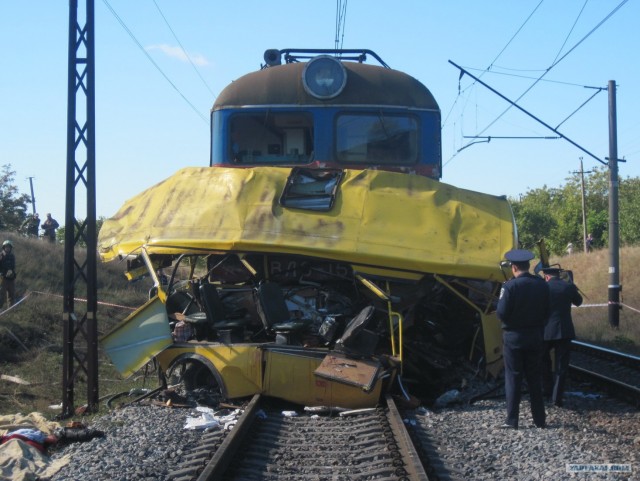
<box><xmin>62</xmin><ymin>0</ymin><xmax>98</xmax><ymax>417</ymax></box>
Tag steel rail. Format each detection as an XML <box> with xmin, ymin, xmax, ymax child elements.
<box><xmin>569</xmin><ymin>364</ymin><xmax>640</xmax><ymax>406</ymax></box>
<box><xmin>385</xmin><ymin>394</ymin><xmax>430</xmax><ymax>481</ymax></box>
<box><xmin>188</xmin><ymin>394</ymin><xmax>431</xmax><ymax>480</ymax></box>
<box><xmin>196</xmin><ymin>393</ymin><xmax>262</xmax><ymax>481</ymax></box>
<box><xmin>569</xmin><ymin>341</ymin><xmax>640</xmax><ymax>406</ymax></box>
<box><xmin>572</xmin><ymin>340</ymin><xmax>640</xmax><ymax>368</ymax></box>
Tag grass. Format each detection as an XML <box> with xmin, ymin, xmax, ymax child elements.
<box><xmin>0</xmin><ymin>232</ymin><xmax>152</xmax><ymax>417</ymax></box>
<box><xmin>1</xmin><ymin>233</ymin><xmax>639</xmax><ymax>417</ymax></box>
<box><xmin>551</xmin><ymin>245</ymin><xmax>640</xmax><ymax>355</ymax></box>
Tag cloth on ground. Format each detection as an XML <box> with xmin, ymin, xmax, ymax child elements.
<box><xmin>0</xmin><ymin>413</ymin><xmax>70</xmax><ymax>481</ymax></box>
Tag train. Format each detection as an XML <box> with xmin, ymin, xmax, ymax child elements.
<box><xmin>99</xmin><ymin>49</ymin><xmax>517</xmax><ymax>408</ymax></box>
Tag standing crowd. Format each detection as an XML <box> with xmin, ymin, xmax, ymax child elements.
<box><xmin>20</xmin><ymin>213</ymin><xmax>59</xmax><ymax>242</ymax></box>
<box><xmin>496</xmin><ymin>248</ymin><xmax>583</xmax><ymax>429</ymax></box>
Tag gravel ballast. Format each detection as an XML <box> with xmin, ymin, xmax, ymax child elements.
<box><xmin>48</xmin><ymin>392</ymin><xmax>639</xmax><ymax>480</ymax></box>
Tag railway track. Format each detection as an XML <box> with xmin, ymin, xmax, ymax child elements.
<box><xmin>570</xmin><ymin>340</ymin><xmax>640</xmax><ymax>406</ymax></box>
<box><xmin>169</xmin><ymin>394</ymin><xmax>429</xmax><ymax>481</ymax></box>
<box><xmin>164</xmin><ymin>341</ymin><xmax>639</xmax><ymax>481</ymax></box>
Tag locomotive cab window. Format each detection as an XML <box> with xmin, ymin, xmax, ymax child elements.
<box><xmin>336</xmin><ymin>113</ymin><xmax>418</xmax><ymax>165</ymax></box>
<box><xmin>229</xmin><ymin>112</ymin><xmax>313</xmax><ymax>164</ymax></box>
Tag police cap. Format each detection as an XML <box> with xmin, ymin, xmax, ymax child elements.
<box><xmin>541</xmin><ymin>267</ymin><xmax>561</xmax><ymax>276</ymax></box>
<box><xmin>504</xmin><ymin>249</ymin><xmax>535</xmax><ymax>263</ymax></box>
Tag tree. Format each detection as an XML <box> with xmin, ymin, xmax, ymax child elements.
<box><xmin>510</xmin><ymin>187</ymin><xmax>558</xmax><ymax>251</ymax></box>
<box><xmin>619</xmin><ymin>176</ymin><xmax>640</xmax><ymax>245</ymax></box>
<box><xmin>511</xmin><ymin>165</ymin><xmax>640</xmax><ymax>255</ymax></box>
<box><xmin>0</xmin><ymin>164</ymin><xmax>31</xmax><ymax>231</ymax></box>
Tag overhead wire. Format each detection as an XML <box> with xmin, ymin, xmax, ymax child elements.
<box><xmin>461</xmin><ymin>67</ymin><xmax>599</xmax><ymax>89</ymax></box>
<box><xmin>477</xmin><ymin>71</ymin><xmax>611</xmax><ymax>136</ymax></box>
<box><xmin>441</xmin><ymin>0</ymin><xmax>544</xmax><ymax>131</ymax></box>
<box><xmin>101</xmin><ymin>0</ymin><xmax>208</xmax><ymax>124</ymax></box>
<box><xmin>335</xmin><ymin>0</ymin><xmax>348</xmax><ymax>51</ymax></box>
<box><xmin>485</xmin><ymin>0</ymin><xmax>545</xmax><ymax>73</ymax></box>
<box><xmin>549</xmin><ymin>0</ymin><xmax>588</xmax><ymax>66</ymax></box>
<box><xmin>151</xmin><ymin>0</ymin><xmax>217</xmax><ymax>100</ymax></box>
<box><xmin>445</xmin><ymin>0</ymin><xmax>629</xmax><ymax>166</ymax></box>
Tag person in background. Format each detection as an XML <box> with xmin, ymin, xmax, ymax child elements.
<box><xmin>586</xmin><ymin>233</ymin><xmax>594</xmax><ymax>253</ymax></box>
<box><xmin>496</xmin><ymin>249</ymin><xmax>550</xmax><ymax>430</ymax></box>
<box><xmin>0</xmin><ymin>240</ymin><xmax>17</xmax><ymax>309</ymax></box>
<box><xmin>20</xmin><ymin>213</ymin><xmax>40</xmax><ymax>238</ymax></box>
<box><xmin>41</xmin><ymin>213</ymin><xmax>60</xmax><ymax>243</ymax></box>
<box><xmin>565</xmin><ymin>242</ymin><xmax>574</xmax><ymax>255</ymax></box>
<box><xmin>542</xmin><ymin>267</ymin><xmax>583</xmax><ymax>407</ymax></box>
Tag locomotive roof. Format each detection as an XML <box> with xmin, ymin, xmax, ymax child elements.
<box><xmin>213</xmin><ymin>61</ymin><xmax>439</xmax><ymax>110</ymax></box>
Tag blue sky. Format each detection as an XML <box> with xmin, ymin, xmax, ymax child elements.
<box><xmin>1</xmin><ymin>1</ymin><xmax>638</xmax><ymax>219</ymax></box>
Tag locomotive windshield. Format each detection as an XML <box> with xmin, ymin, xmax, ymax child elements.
<box><xmin>229</xmin><ymin>112</ymin><xmax>314</xmax><ymax>164</ymax></box>
<box><xmin>336</xmin><ymin>113</ymin><xmax>418</xmax><ymax>165</ymax></box>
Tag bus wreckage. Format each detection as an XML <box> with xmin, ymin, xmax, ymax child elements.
<box><xmin>99</xmin><ymin>166</ymin><xmax>515</xmax><ymax>408</ymax></box>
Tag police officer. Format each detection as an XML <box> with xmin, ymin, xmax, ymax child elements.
<box><xmin>496</xmin><ymin>249</ymin><xmax>550</xmax><ymax>429</ymax></box>
<box><xmin>542</xmin><ymin>267</ymin><xmax>583</xmax><ymax>407</ymax></box>
<box><xmin>0</xmin><ymin>240</ymin><xmax>17</xmax><ymax>309</ymax></box>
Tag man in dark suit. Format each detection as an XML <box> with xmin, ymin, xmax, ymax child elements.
<box><xmin>542</xmin><ymin>267</ymin><xmax>583</xmax><ymax>407</ymax></box>
<box><xmin>496</xmin><ymin>249</ymin><xmax>550</xmax><ymax>429</ymax></box>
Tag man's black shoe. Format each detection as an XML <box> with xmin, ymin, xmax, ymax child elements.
<box><xmin>498</xmin><ymin>423</ymin><xmax>517</xmax><ymax>430</ymax></box>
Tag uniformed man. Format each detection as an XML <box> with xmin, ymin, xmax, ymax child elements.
<box><xmin>0</xmin><ymin>240</ymin><xmax>17</xmax><ymax>309</ymax></box>
<box><xmin>496</xmin><ymin>249</ymin><xmax>550</xmax><ymax>429</ymax></box>
<box><xmin>542</xmin><ymin>267</ymin><xmax>583</xmax><ymax>407</ymax></box>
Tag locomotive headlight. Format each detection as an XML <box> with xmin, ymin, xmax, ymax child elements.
<box><xmin>302</xmin><ymin>56</ymin><xmax>347</xmax><ymax>99</ymax></box>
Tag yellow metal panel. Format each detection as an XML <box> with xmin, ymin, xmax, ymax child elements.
<box><xmin>481</xmin><ymin>312</ymin><xmax>504</xmax><ymax>378</ymax></box>
<box><xmin>156</xmin><ymin>344</ymin><xmax>263</xmax><ymax>399</ymax></box>
<box><xmin>101</xmin><ymin>296</ymin><xmax>173</xmax><ymax>378</ymax></box>
<box><xmin>98</xmin><ymin>167</ymin><xmax>515</xmax><ymax>281</ymax></box>
<box><xmin>264</xmin><ymin>350</ymin><xmax>382</xmax><ymax>409</ymax></box>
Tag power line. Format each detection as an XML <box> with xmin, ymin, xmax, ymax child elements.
<box><xmin>447</xmin><ymin>0</ymin><xmax>629</xmax><ymax>165</ymax></box>
<box><xmin>151</xmin><ymin>0</ymin><xmax>217</xmax><ymax>100</ymax></box>
<box><xmin>457</xmin><ymin>67</ymin><xmax>601</xmax><ymax>88</ymax></box>
<box><xmin>101</xmin><ymin>0</ymin><xmax>208</xmax><ymax>124</ymax></box>
<box><xmin>335</xmin><ymin>0</ymin><xmax>348</xmax><ymax>51</ymax></box>
<box><xmin>486</xmin><ymin>0</ymin><xmax>544</xmax><ymax>73</ymax></box>
<box><xmin>549</xmin><ymin>0</ymin><xmax>588</xmax><ymax>66</ymax></box>
<box><xmin>441</xmin><ymin>1</ymin><xmax>543</xmax><ymax>130</ymax></box>
<box><xmin>448</xmin><ymin>61</ymin><xmax>606</xmax><ymax>165</ymax></box>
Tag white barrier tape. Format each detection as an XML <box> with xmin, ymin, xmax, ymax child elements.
<box><xmin>2</xmin><ymin>290</ymin><xmax>136</xmax><ymax>313</ymax></box>
<box><xmin>621</xmin><ymin>303</ymin><xmax>640</xmax><ymax>314</ymax></box>
<box><xmin>573</xmin><ymin>302</ymin><xmax>640</xmax><ymax>314</ymax></box>
<box><xmin>0</xmin><ymin>293</ymin><xmax>31</xmax><ymax>317</ymax></box>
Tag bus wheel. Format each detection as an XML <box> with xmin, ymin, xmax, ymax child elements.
<box><xmin>181</xmin><ymin>361</ymin><xmax>217</xmax><ymax>391</ymax></box>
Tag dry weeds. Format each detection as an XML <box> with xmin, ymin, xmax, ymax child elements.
<box><xmin>551</xmin><ymin>245</ymin><xmax>640</xmax><ymax>354</ymax></box>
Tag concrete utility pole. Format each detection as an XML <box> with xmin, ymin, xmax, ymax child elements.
<box><xmin>27</xmin><ymin>177</ymin><xmax>36</xmax><ymax>215</ymax></box>
<box><xmin>608</xmin><ymin>80</ymin><xmax>621</xmax><ymax>328</ymax></box>
<box><xmin>572</xmin><ymin>158</ymin><xmax>593</xmax><ymax>254</ymax></box>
